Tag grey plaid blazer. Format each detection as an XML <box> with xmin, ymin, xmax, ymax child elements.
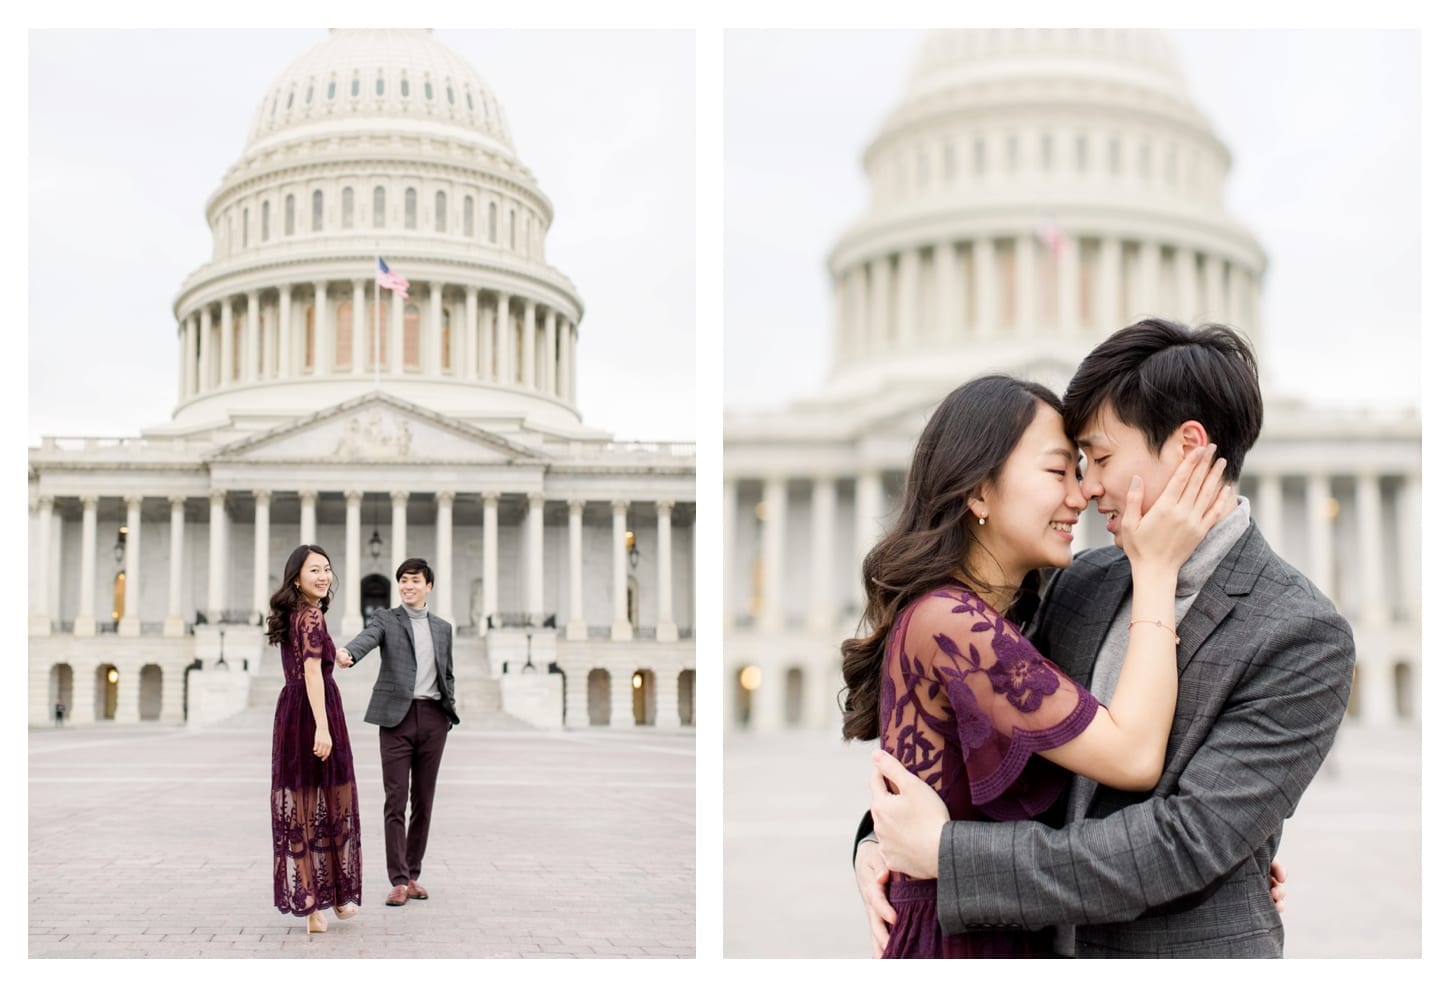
<box><xmin>341</xmin><ymin>607</ymin><xmax>459</xmax><ymax>730</ymax></box>
<box><xmin>936</xmin><ymin>522</ymin><xmax>1354</xmax><ymax>957</ymax></box>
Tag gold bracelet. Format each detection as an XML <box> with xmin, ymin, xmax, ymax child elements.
<box><xmin>1128</xmin><ymin>618</ymin><xmax>1180</xmax><ymax>645</ymax></box>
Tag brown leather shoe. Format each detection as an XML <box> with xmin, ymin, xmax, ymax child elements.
<box><xmin>407</xmin><ymin>880</ymin><xmax>429</xmax><ymax>900</ymax></box>
<box><xmin>385</xmin><ymin>884</ymin><xmax>409</xmax><ymax>906</ymax></box>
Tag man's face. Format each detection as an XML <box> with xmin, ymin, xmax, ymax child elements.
<box><xmin>1076</xmin><ymin>404</ymin><xmax>1183</xmax><ymax>545</ymax></box>
<box><xmin>398</xmin><ymin>571</ymin><xmax>432</xmax><ymax>607</ymax></box>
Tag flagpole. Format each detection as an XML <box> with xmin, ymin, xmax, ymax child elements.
<box><xmin>373</xmin><ymin>261</ymin><xmax>381</xmax><ymax>389</ymax></box>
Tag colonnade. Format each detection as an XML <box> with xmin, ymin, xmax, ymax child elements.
<box><xmin>832</xmin><ymin>234</ymin><xmax>1260</xmax><ymax>361</ymax></box>
<box><xmin>176</xmin><ymin>279</ymin><xmax>578</xmax><ymax>404</ymax></box>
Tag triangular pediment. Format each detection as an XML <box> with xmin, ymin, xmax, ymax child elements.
<box><xmin>208</xmin><ymin>392</ymin><xmax>545</xmax><ymax>465</ymax></box>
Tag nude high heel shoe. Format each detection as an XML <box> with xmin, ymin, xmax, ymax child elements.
<box><xmin>306</xmin><ymin>911</ymin><xmax>328</xmax><ymax>935</ymax></box>
<box><xmin>333</xmin><ymin>903</ymin><xmax>359</xmax><ymax>920</ymax></box>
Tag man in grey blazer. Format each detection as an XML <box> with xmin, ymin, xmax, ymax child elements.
<box><xmin>856</xmin><ymin>320</ymin><xmax>1355</xmax><ymax>957</ymax></box>
<box><xmin>337</xmin><ymin>557</ymin><xmax>460</xmax><ymax>907</ymax></box>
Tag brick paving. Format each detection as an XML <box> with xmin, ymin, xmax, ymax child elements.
<box><xmin>724</xmin><ymin>722</ymin><xmax>1420</xmax><ymax>958</ymax></box>
<box><xmin>29</xmin><ymin>708</ymin><xmax>694</xmax><ymax>959</ymax></box>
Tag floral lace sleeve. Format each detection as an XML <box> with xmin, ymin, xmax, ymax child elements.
<box><xmin>880</xmin><ymin>585</ymin><xmax>1100</xmax><ymax>821</ymax></box>
<box><xmin>293</xmin><ymin>607</ymin><xmax>333</xmax><ymax>665</ymax></box>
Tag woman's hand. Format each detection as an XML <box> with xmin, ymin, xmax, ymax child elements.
<box><xmin>1119</xmin><ymin>444</ymin><xmax>1234</xmax><ymax>575</ymax></box>
<box><xmin>314</xmin><ymin>727</ymin><xmax>333</xmax><ymax>761</ymax></box>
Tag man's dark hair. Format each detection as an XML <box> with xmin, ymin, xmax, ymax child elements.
<box><xmin>396</xmin><ymin>557</ymin><xmax>434</xmax><ymax>585</ymax></box>
<box><xmin>1062</xmin><ymin>318</ymin><xmax>1263</xmax><ymax>481</ymax></box>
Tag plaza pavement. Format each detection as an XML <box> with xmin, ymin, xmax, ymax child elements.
<box><xmin>724</xmin><ymin>721</ymin><xmax>1421</xmax><ymax>959</ymax></box>
<box><xmin>29</xmin><ymin>706</ymin><xmax>695</xmax><ymax>959</ymax></box>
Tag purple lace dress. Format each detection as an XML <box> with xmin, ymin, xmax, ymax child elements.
<box><xmin>879</xmin><ymin>582</ymin><xmax>1100</xmax><ymax>958</ymax></box>
<box><xmin>271</xmin><ymin>606</ymin><xmax>362</xmax><ymax>916</ymax></box>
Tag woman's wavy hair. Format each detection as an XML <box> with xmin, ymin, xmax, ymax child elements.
<box><xmin>265</xmin><ymin>544</ymin><xmax>334</xmax><ymax>646</ymax></box>
<box><xmin>839</xmin><ymin>375</ymin><xmax>1063</xmax><ymax>742</ymax></box>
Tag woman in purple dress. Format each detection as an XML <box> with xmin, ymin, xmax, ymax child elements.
<box><xmin>268</xmin><ymin>544</ymin><xmax>363</xmax><ymax>934</ymax></box>
<box><xmin>841</xmin><ymin>376</ymin><xmax>1232</xmax><ymax>958</ymax></box>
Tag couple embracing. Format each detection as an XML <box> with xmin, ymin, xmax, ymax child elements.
<box><xmin>846</xmin><ymin>319</ymin><xmax>1355</xmax><ymax>958</ymax></box>
<box><xmin>266</xmin><ymin>553</ymin><xmax>459</xmax><ymax>933</ymax></box>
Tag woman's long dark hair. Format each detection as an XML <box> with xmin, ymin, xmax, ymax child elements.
<box><xmin>839</xmin><ymin>375</ymin><xmax>1063</xmax><ymax>741</ymax></box>
<box><xmin>266</xmin><ymin>544</ymin><xmax>334</xmax><ymax>646</ymax></box>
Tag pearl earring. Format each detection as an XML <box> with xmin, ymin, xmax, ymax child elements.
<box><xmin>977</xmin><ymin>515</ymin><xmax>986</xmax><ymax>526</ymax></box>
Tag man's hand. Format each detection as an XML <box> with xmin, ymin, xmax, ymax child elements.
<box><xmin>1270</xmin><ymin>858</ymin><xmax>1286</xmax><ymax>913</ymax></box>
<box><xmin>854</xmin><ymin>839</ymin><xmax>897</xmax><ymax>958</ymax></box>
<box><xmin>869</xmin><ymin>749</ymin><xmax>949</xmax><ymax>880</ymax></box>
<box><xmin>335</xmin><ymin>648</ymin><xmax>353</xmax><ymax>668</ymax></box>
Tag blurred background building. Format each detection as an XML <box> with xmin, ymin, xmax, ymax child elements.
<box><xmin>28</xmin><ymin>29</ymin><xmax>696</xmax><ymax>731</ymax></box>
<box><xmin>723</xmin><ymin>29</ymin><xmax>1420</xmax><ymax>734</ymax></box>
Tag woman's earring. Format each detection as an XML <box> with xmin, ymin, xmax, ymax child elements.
<box><xmin>977</xmin><ymin>515</ymin><xmax>986</xmax><ymax>526</ymax></box>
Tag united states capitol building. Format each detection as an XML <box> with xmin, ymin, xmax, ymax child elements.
<box><xmin>28</xmin><ymin>30</ymin><xmax>696</xmax><ymax>730</ymax></box>
<box><xmin>724</xmin><ymin>29</ymin><xmax>1419</xmax><ymax>732</ymax></box>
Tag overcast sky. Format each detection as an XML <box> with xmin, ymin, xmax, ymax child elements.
<box><xmin>723</xmin><ymin>29</ymin><xmax>1422</xmax><ymax>415</ymax></box>
<box><xmin>27</xmin><ymin>28</ymin><xmax>695</xmax><ymax>444</ymax></box>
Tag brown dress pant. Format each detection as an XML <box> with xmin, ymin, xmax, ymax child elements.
<box><xmin>379</xmin><ymin>698</ymin><xmax>450</xmax><ymax>888</ymax></box>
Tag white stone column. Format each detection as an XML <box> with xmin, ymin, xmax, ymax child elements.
<box><xmin>896</xmin><ymin>248</ymin><xmax>919</xmax><ymax>346</ymax></box>
<box><xmin>30</xmin><ymin>496</ymin><xmax>53</xmax><ymax>635</ymax></box>
<box><xmin>278</xmin><ymin>284</ymin><xmax>293</xmax><ymax>378</ymax></box>
<box><xmin>160</xmin><ymin>657</ymin><xmax>185</xmax><ymax>723</ymax></box>
<box><xmin>185</xmin><ymin>314</ymin><xmax>200</xmax><ymax>397</ymax></box>
<box><xmin>220</xmin><ymin>296</ymin><xmax>234</xmax><ymax>384</ymax></box>
<box><xmin>496</xmin><ymin>292</ymin><xmax>512</xmax><ymax>384</ymax></box>
<box><xmin>245</xmin><ymin>290</ymin><xmax>260</xmax><ymax>381</ymax></box>
<box><xmin>464</xmin><ymin>288</ymin><xmax>479</xmax><ymax>380</ymax></box>
<box><xmin>654</xmin><ymin>663</ymin><xmax>682</xmax><ymax>729</ymax></box>
<box><xmin>1058</xmin><ymin>233</ymin><xmax>1079</xmax><ymax>335</ymax></box>
<box><xmin>390</xmin><ymin>490</ymin><xmax>408</xmax><ymax>606</ymax></box>
<box><xmin>568</xmin><ymin>320</ymin><xmax>579</xmax><ymax>403</ymax></box>
<box><xmin>567</xmin><ymin>498</ymin><xmax>587</xmax><ymax>640</ymax></box>
<box><xmin>260</xmin><ymin>300</ymin><xmax>276</xmax><ymax>379</ymax></box>
<box><xmin>655</xmin><ymin>500</ymin><xmax>677</xmax><ymax>641</ymax></box>
<box><xmin>723</xmin><ymin>479</ymin><xmax>737</xmax><ymax>624</ymax></box>
<box><xmin>933</xmin><ymin>241</ymin><xmax>957</xmax><ymax>340</ymax></box>
<box><xmin>1255</xmin><ymin>472</ymin><xmax>1283</xmax><ymax>552</ymax></box>
<box><xmin>760</xmin><ymin>477</ymin><xmax>787</xmax><ymax>633</ymax></box>
<box><xmin>252</xmin><ymin>491</ymin><xmax>271</xmax><ymax>621</ymax></box>
<box><xmin>1203</xmin><ymin>254</ymin><xmax>1227</xmax><ymax>322</ymax></box>
<box><xmin>1356</xmin><ymin>474</ymin><xmax>1387</xmax><ymax>624</ymax></box>
<box><xmin>1175</xmin><ymin>246</ymin><xmax>1197</xmax><ymax>321</ymax></box>
<box><xmin>564</xmin><ymin>661</ymin><xmax>590</xmax><ymax>728</ymax></box>
<box><xmin>75</xmin><ymin>495</ymin><xmax>99</xmax><ymax>636</ymax></box>
<box><xmin>809</xmin><ymin>476</ymin><xmax>837</xmax><ymax>632</ymax></box>
<box><xmin>299</xmin><ymin>490</ymin><xmax>318</xmax><ymax>546</ymax></box>
<box><xmin>435</xmin><ymin>490</ymin><xmax>454</xmax><ymax>623</ymax></box>
<box><xmin>753</xmin><ymin>663</ymin><xmax>786</xmax><ymax>733</ymax></box>
<box><xmin>482</xmin><ymin>492</ymin><xmax>499</xmax><ymax>631</ymax></box>
<box><xmin>522</xmin><ymin>299</ymin><xmax>537</xmax><ymax>389</ymax></box>
<box><xmin>207</xmin><ymin>489</ymin><xmax>227</xmax><ymax>623</ymax></box>
<box><xmin>525</xmin><ymin>492</ymin><xmax>545</xmax><ymax>622</ymax></box>
<box><xmin>1015</xmin><ymin>234</ymin><xmax>1037</xmax><ymax>334</ymax></box>
<box><xmin>869</xmin><ymin>256</ymin><xmax>892</xmax><ymax>345</ymax></box>
<box><xmin>343</xmin><ymin>490</ymin><xmax>363</xmax><ymax>635</ymax></box>
<box><xmin>428</xmin><ymin>282</ymin><xmax>444</xmax><ymax>376</ymax></box>
<box><xmin>198</xmin><ymin>306</ymin><xmax>214</xmax><ymax>390</ymax></box>
<box><xmin>610</xmin><ymin>664</ymin><xmax>636</xmax><ymax>728</ymax></box>
<box><xmin>848</xmin><ymin>267</ymin><xmax>869</xmax><ymax>354</ymax></box>
<box><xmin>314</xmin><ymin>282</ymin><xmax>332</xmax><ymax>374</ymax></box>
<box><xmin>611</xmin><ymin>499</ymin><xmax>632</xmax><ymax>641</ymax></box>
<box><xmin>1098</xmin><ymin>236</ymin><xmax>1122</xmax><ymax>334</ymax></box>
<box><xmin>1400</xmin><ymin>474</ymin><xmax>1420</xmax><ymax>622</ymax></box>
<box><xmin>1137</xmin><ymin>241</ymin><xmax>1161</xmax><ymax>317</ymax></box>
<box><xmin>118</xmin><ymin>496</ymin><xmax>142</xmax><ymax>637</ymax></box>
<box><xmin>176</xmin><ymin>320</ymin><xmax>187</xmax><ymax>399</ymax></box>
<box><xmin>832</xmin><ymin>276</ymin><xmax>848</xmax><ymax>363</ymax></box>
<box><xmin>114</xmin><ymin>661</ymin><xmax>140</xmax><ymax>724</ymax></box>
<box><xmin>545</xmin><ymin>310</ymin><xmax>559</xmax><ymax>396</ymax></box>
<box><xmin>1306</xmin><ymin>473</ymin><xmax>1334</xmax><ymax>601</ymax></box>
<box><xmin>855</xmin><ymin>471</ymin><xmax>883</xmax><ymax>607</ymax></box>
<box><xmin>973</xmin><ymin>238</ymin><xmax>999</xmax><ymax>337</ymax></box>
<box><xmin>352</xmin><ymin>280</ymin><xmax>367</xmax><ymax>377</ymax></box>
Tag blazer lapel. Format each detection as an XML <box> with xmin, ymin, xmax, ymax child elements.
<box><xmin>1175</xmin><ymin>524</ymin><xmax>1266</xmax><ymax>674</ymax></box>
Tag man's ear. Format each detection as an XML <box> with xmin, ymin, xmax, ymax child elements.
<box><xmin>1170</xmin><ymin>420</ymin><xmax>1210</xmax><ymax>459</ymax></box>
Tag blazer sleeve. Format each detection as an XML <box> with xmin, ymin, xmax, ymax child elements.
<box><xmin>341</xmin><ymin>610</ymin><xmax>388</xmax><ymax>663</ymax></box>
<box><xmin>935</xmin><ymin>608</ymin><xmax>1354</xmax><ymax>933</ymax></box>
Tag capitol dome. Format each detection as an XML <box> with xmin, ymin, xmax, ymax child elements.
<box><xmin>823</xmin><ymin>27</ymin><xmax>1265</xmax><ymax>403</ymax></box>
<box><xmin>169</xmin><ymin>28</ymin><xmax>588</xmax><ymax>439</ymax></box>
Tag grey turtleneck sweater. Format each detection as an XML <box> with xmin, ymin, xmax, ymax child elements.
<box><xmin>403</xmin><ymin>602</ymin><xmax>441</xmax><ymax>701</ymax></box>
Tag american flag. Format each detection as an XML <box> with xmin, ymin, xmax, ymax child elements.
<box><xmin>376</xmin><ymin>258</ymin><xmax>410</xmax><ymax>300</ymax></box>
<box><xmin>1037</xmin><ymin>217</ymin><xmax>1064</xmax><ymax>260</ymax></box>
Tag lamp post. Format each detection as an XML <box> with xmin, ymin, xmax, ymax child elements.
<box><xmin>217</xmin><ymin>627</ymin><xmax>228</xmax><ymax>670</ymax></box>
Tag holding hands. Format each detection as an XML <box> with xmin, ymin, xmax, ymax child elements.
<box><xmin>335</xmin><ymin>648</ymin><xmax>353</xmax><ymax>668</ymax></box>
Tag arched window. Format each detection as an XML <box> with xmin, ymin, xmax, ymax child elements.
<box><xmin>405</xmin><ymin>188</ymin><xmax>417</xmax><ymax>229</ymax></box>
<box><xmin>375</xmin><ymin>72</ymin><xmax>385</xmax><ymax>96</ymax></box>
<box><xmin>335</xmin><ymin>299</ymin><xmax>353</xmax><ymax>370</ymax></box>
<box><xmin>304</xmin><ymin>305</ymin><xmax>315</xmax><ymax>371</ymax></box>
<box><xmin>463</xmin><ymin>195</ymin><xmax>474</xmax><ymax>237</ymax></box>
<box><xmin>242</xmin><ymin>207</ymin><xmax>249</xmax><ymax>248</ymax></box>
<box><xmin>351</xmin><ymin>75</ymin><xmax>359</xmax><ymax>97</ymax></box>
<box><xmin>327</xmin><ymin>79</ymin><xmax>335</xmax><ymax>100</ymax></box>
<box><xmin>974</xmin><ymin>136</ymin><xmax>986</xmax><ymax>175</ymax></box>
<box><xmin>403</xmin><ymin>303</ymin><xmax>420</xmax><ymax>369</ymax></box>
<box><xmin>440</xmin><ymin>308</ymin><xmax>452</xmax><ymax>371</ymax></box>
<box><xmin>373</xmin><ymin>186</ymin><xmax>386</xmax><ymax>228</ymax></box>
<box><xmin>1006</xmin><ymin>134</ymin><xmax>1019</xmax><ymax>172</ymax></box>
<box><xmin>1041</xmin><ymin>133</ymin><xmax>1053</xmax><ymax>171</ymax></box>
<box><xmin>446</xmin><ymin>84</ymin><xmax>454</xmax><ymax>104</ymax></box>
<box><xmin>311</xmin><ymin>189</ymin><xmax>323</xmax><ymax>232</ymax></box>
<box><xmin>285</xmin><ymin>194</ymin><xmax>295</xmax><ymax>235</ymax></box>
<box><xmin>466</xmin><ymin>90</ymin><xmax>474</xmax><ymax>110</ymax></box>
<box><xmin>286</xmin><ymin>89</ymin><xmax>294</xmax><ymax>110</ymax></box>
<box><xmin>1076</xmin><ymin>134</ymin><xmax>1089</xmax><ymax>172</ymax></box>
<box><xmin>425</xmin><ymin>80</ymin><xmax>434</xmax><ymax>101</ymax></box>
<box><xmin>341</xmin><ymin>187</ymin><xmax>354</xmax><ymax>229</ymax></box>
<box><xmin>305</xmin><ymin>83</ymin><xmax>313</xmax><ymax>104</ymax></box>
<box><xmin>400</xmin><ymin>75</ymin><xmax>410</xmax><ymax>98</ymax></box>
<box><xmin>1109</xmin><ymin>136</ymin><xmax>1121</xmax><ymax>175</ymax></box>
<box><xmin>261</xmin><ymin>200</ymin><xmax>270</xmax><ymax>241</ymax></box>
<box><xmin>488</xmin><ymin>202</ymin><xmax>497</xmax><ymax>242</ymax></box>
<box><xmin>435</xmin><ymin>191</ymin><xmax>447</xmax><ymax>232</ymax></box>
<box><xmin>509</xmin><ymin>209</ymin><xmax>516</xmax><ymax>250</ymax></box>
